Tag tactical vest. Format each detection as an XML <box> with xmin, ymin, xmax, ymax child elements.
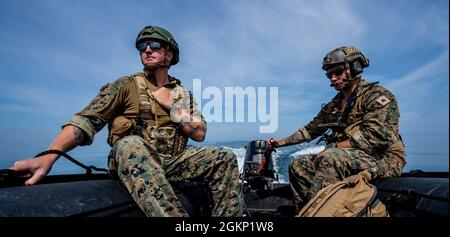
<box><xmin>316</xmin><ymin>84</ymin><xmax>374</xmax><ymax>144</ymax></box>
<box><xmin>343</xmin><ymin>84</ymin><xmax>405</xmax><ymax>160</ymax></box>
<box><xmin>319</xmin><ymin>82</ymin><xmax>405</xmax><ymax>160</ymax></box>
<box><xmin>132</xmin><ymin>73</ymin><xmax>188</xmax><ymax>157</ymax></box>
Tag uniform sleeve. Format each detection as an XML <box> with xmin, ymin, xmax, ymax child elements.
<box><xmin>62</xmin><ymin>77</ymin><xmax>130</xmax><ymax>145</ymax></box>
<box><xmin>171</xmin><ymin>85</ymin><xmax>207</xmax><ymax>126</ymax></box>
<box><xmin>350</xmin><ymin>88</ymin><xmax>400</xmax><ymax>154</ymax></box>
<box><xmin>189</xmin><ymin>92</ymin><xmax>207</xmax><ymax>128</ymax></box>
<box><xmin>304</xmin><ymin>100</ymin><xmax>339</xmax><ymax>140</ymax></box>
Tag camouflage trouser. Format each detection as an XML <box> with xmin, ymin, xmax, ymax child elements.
<box><xmin>108</xmin><ymin>135</ymin><xmax>242</xmax><ymax>217</ymax></box>
<box><xmin>289</xmin><ymin>147</ymin><xmax>404</xmax><ymax>210</ymax></box>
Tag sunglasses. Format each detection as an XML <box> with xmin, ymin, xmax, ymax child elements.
<box><xmin>137</xmin><ymin>41</ymin><xmax>164</xmax><ymax>52</ymax></box>
<box><xmin>326</xmin><ymin>67</ymin><xmax>346</xmax><ymax>79</ymax></box>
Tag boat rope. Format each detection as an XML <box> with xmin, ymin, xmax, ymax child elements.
<box><xmin>34</xmin><ymin>150</ymin><xmax>108</xmax><ymax>175</ymax></box>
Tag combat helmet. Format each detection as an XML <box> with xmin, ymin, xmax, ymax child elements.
<box><xmin>322</xmin><ymin>46</ymin><xmax>369</xmax><ymax>77</ymax></box>
<box><xmin>135</xmin><ymin>26</ymin><xmax>179</xmax><ymax>65</ymax></box>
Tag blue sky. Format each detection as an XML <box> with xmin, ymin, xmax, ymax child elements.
<box><xmin>0</xmin><ymin>0</ymin><xmax>448</xmax><ymax>172</ymax></box>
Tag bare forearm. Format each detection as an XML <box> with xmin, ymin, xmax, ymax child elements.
<box><xmin>178</xmin><ymin>119</ymin><xmax>206</xmax><ymax>141</ymax></box>
<box><xmin>276</xmin><ymin>130</ymin><xmax>305</xmax><ymax>148</ymax></box>
<box><xmin>171</xmin><ymin>104</ymin><xmax>206</xmax><ymax>141</ymax></box>
<box><xmin>47</xmin><ymin>125</ymin><xmax>84</xmax><ymax>161</ymax></box>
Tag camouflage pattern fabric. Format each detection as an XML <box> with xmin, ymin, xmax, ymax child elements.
<box><xmin>108</xmin><ymin>135</ymin><xmax>242</xmax><ymax>217</ymax></box>
<box><xmin>289</xmin><ymin>79</ymin><xmax>406</xmax><ymax>209</ymax></box>
<box><xmin>302</xmin><ymin>79</ymin><xmax>406</xmax><ymax>161</ymax></box>
<box><xmin>63</xmin><ymin>70</ymin><xmax>195</xmax><ymax>148</ymax></box>
<box><xmin>63</xmin><ymin>70</ymin><xmax>242</xmax><ymax>217</ymax></box>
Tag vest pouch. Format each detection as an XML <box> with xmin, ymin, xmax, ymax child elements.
<box><xmin>156</xmin><ymin>114</ymin><xmax>174</xmax><ymax>127</ymax></box>
<box><xmin>108</xmin><ymin>116</ymin><xmax>134</xmax><ymax>146</ymax></box>
<box><xmin>147</xmin><ymin>126</ymin><xmax>177</xmax><ymax>156</ymax></box>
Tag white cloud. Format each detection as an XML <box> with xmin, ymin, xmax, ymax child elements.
<box><xmin>386</xmin><ymin>50</ymin><xmax>449</xmax><ymax>91</ymax></box>
<box><xmin>383</xmin><ymin>49</ymin><xmax>449</xmax><ymax>116</ymax></box>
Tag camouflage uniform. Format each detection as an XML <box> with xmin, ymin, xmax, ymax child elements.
<box><xmin>64</xmin><ymin>70</ymin><xmax>242</xmax><ymax>217</ymax></box>
<box><xmin>289</xmin><ymin>79</ymin><xmax>406</xmax><ymax>208</ymax></box>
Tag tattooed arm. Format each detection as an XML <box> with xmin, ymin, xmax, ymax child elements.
<box><xmin>268</xmin><ymin>127</ymin><xmax>312</xmax><ymax>149</ymax></box>
<box><xmin>48</xmin><ymin>125</ymin><xmax>86</xmax><ymax>152</ymax></box>
<box><xmin>177</xmin><ymin>115</ymin><xmax>206</xmax><ymax>142</ymax></box>
<box><xmin>268</xmin><ymin>130</ymin><xmax>304</xmax><ymax>149</ymax></box>
<box><xmin>150</xmin><ymin>85</ymin><xmax>207</xmax><ymax>141</ymax></box>
<box><xmin>181</xmin><ymin>121</ymin><xmax>206</xmax><ymax>141</ymax></box>
<box><xmin>10</xmin><ymin>125</ymin><xmax>86</xmax><ymax>185</ymax></box>
<box><xmin>167</xmin><ymin>89</ymin><xmax>206</xmax><ymax>142</ymax></box>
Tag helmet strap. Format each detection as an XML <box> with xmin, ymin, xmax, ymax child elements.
<box><xmin>145</xmin><ymin>63</ymin><xmax>169</xmax><ymax>71</ymax></box>
<box><xmin>157</xmin><ymin>63</ymin><xmax>170</xmax><ymax>69</ymax></box>
<box><xmin>160</xmin><ymin>48</ymin><xmax>173</xmax><ymax>68</ymax></box>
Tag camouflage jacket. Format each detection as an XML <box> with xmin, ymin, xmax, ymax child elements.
<box><xmin>63</xmin><ymin>70</ymin><xmax>205</xmax><ymax>156</ymax></box>
<box><xmin>300</xmin><ymin>80</ymin><xmax>406</xmax><ymax>163</ymax></box>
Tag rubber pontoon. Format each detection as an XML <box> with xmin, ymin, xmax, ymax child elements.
<box><xmin>0</xmin><ymin>141</ymin><xmax>448</xmax><ymax>217</ymax></box>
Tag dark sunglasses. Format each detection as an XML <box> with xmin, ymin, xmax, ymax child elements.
<box><xmin>137</xmin><ymin>41</ymin><xmax>164</xmax><ymax>52</ymax></box>
<box><xmin>326</xmin><ymin>67</ymin><xmax>345</xmax><ymax>79</ymax></box>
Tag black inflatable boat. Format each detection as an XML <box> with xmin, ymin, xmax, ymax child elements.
<box><xmin>0</xmin><ymin>141</ymin><xmax>448</xmax><ymax>217</ymax></box>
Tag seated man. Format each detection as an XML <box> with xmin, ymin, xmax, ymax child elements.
<box><xmin>268</xmin><ymin>46</ymin><xmax>406</xmax><ymax>210</ymax></box>
<box><xmin>11</xmin><ymin>25</ymin><xmax>242</xmax><ymax>217</ymax></box>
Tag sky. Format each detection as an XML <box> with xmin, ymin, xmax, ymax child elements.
<box><xmin>0</xmin><ymin>0</ymin><xmax>448</xmax><ymax>172</ymax></box>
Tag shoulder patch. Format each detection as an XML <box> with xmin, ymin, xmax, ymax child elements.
<box><xmin>375</xmin><ymin>95</ymin><xmax>391</xmax><ymax>106</ymax></box>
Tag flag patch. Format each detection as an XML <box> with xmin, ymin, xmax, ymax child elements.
<box><xmin>376</xmin><ymin>95</ymin><xmax>391</xmax><ymax>106</ymax></box>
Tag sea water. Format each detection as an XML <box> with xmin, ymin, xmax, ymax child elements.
<box><xmin>1</xmin><ymin>140</ymin><xmax>448</xmax><ymax>179</ymax></box>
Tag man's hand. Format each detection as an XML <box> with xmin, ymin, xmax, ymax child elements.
<box><xmin>267</xmin><ymin>138</ymin><xmax>280</xmax><ymax>149</ymax></box>
<box><xmin>9</xmin><ymin>154</ymin><xmax>57</xmax><ymax>185</ymax></box>
<box><xmin>8</xmin><ymin>125</ymin><xmax>83</xmax><ymax>186</ymax></box>
<box><xmin>151</xmin><ymin>87</ymin><xmax>174</xmax><ymax>110</ymax></box>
